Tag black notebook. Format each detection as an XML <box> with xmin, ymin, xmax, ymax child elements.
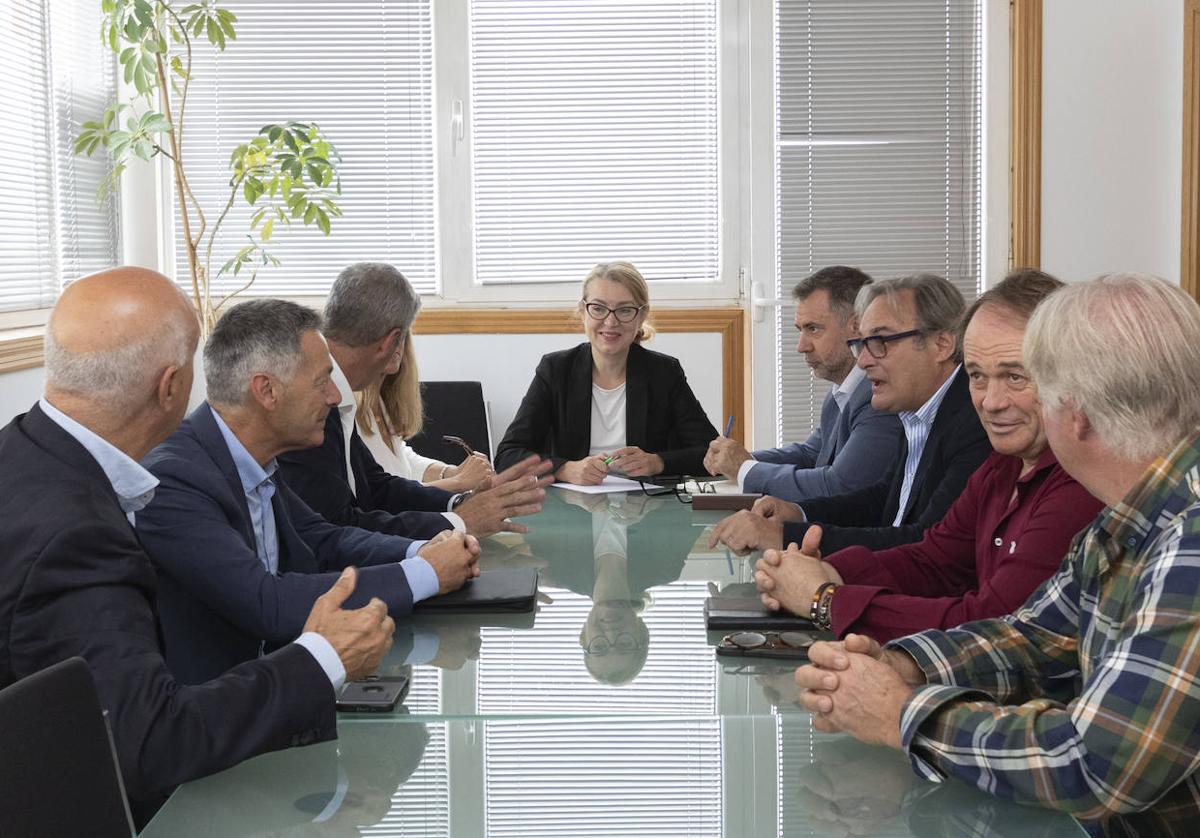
<box><xmin>704</xmin><ymin>595</ymin><xmax>816</xmax><ymax>631</ymax></box>
<box><xmin>415</xmin><ymin>568</ymin><xmax>539</xmax><ymax>614</ymax></box>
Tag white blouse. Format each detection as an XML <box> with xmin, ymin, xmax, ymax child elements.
<box><xmin>588</xmin><ymin>382</ymin><xmax>627</xmax><ymax>456</ymax></box>
<box><xmin>361</xmin><ymin>430</ymin><xmax>445</xmax><ymax>481</ymax></box>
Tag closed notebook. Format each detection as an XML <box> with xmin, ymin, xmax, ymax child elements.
<box><xmin>704</xmin><ymin>596</ymin><xmax>816</xmax><ymax>631</ymax></box>
<box><xmin>691</xmin><ymin>493</ymin><xmax>761</xmax><ymax>511</ymax></box>
<box><xmin>415</xmin><ymin>568</ymin><xmax>538</xmax><ymax>614</ymax></box>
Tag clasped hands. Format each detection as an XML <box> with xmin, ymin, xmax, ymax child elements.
<box><xmin>707</xmin><ymin>494</ymin><xmax>804</xmax><ymax>555</ymax></box>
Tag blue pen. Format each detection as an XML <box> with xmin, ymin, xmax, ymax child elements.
<box><xmin>723</xmin><ymin>415</ymin><xmax>734</xmax><ymax>437</ymax></box>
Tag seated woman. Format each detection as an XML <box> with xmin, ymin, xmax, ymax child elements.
<box><xmin>495</xmin><ymin>261</ymin><xmax>718</xmax><ymax>484</ymax></box>
<box><xmin>754</xmin><ymin>269</ymin><xmax>1105</xmax><ymax>642</ymax></box>
<box><xmin>356</xmin><ymin>333</ymin><xmax>494</xmax><ymax>494</ymax></box>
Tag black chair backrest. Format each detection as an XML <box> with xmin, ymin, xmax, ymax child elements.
<box><xmin>408</xmin><ymin>381</ymin><xmax>492</xmax><ymax>463</ymax></box>
<box><xmin>0</xmin><ymin>657</ymin><xmax>134</xmax><ymax>837</ymax></box>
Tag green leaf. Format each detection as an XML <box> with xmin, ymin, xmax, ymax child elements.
<box><xmin>303</xmin><ymin>204</ymin><xmax>318</xmax><ymax>225</ymax></box>
<box><xmin>261</xmin><ymin>218</ymin><xmax>274</xmax><ymax>241</ymax></box>
<box><xmin>314</xmin><ymin>207</ymin><xmax>330</xmax><ymax>235</ymax></box>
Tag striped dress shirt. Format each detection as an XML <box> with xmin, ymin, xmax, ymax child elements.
<box><xmin>892</xmin><ymin>366</ymin><xmax>959</xmax><ymax>525</ymax></box>
<box><xmin>889</xmin><ymin>432</ymin><xmax>1200</xmax><ymax>826</ymax></box>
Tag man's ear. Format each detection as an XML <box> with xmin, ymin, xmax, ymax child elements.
<box><xmin>375</xmin><ymin>327</ymin><xmax>405</xmax><ymax>362</ymax></box>
<box><xmin>1069</xmin><ymin>404</ymin><xmax>1094</xmax><ymax>443</ymax></box>
<box><xmin>248</xmin><ymin>371</ymin><xmax>278</xmax><ymax>410</ymax></box>
<box><xmin>844</xmin><ymin>313</ymin><xmax>861</xmax><ymax>339</ymax></box>
<box><xmin>931</xmin><ymin>330</ymin><xmax>957</xmax><ymax>363</ymax></box>
<box><xmin>156</xmin><ymin>364</ymin><xmax>182</xmax><ymax>410</ymax></box>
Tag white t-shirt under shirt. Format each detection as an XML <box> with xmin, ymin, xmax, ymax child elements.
<box><xmin>588</xmin><ymin>382</ymin><xmax>627</xmax><ymax>456</ymax></box>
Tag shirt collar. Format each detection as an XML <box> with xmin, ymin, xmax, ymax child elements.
<box><xmin>329</xmin><ymin>354</ymin><xmax>356</xmax><ymax>414</ymax></box>
<box><xmin>1016</xmin><ymin>446</ymin><xmax>1060</xmax><ymax>485</ymax></box>
<box><xmin>834</xmin><ymin>365</ymin><xmax>865</xmax><ymax>401</ymax></box>
<box><xmin>210</xmin><ymin>407</ymin><xmax>277</xmax><ymax>496</ymax></box>
<box><xmin>1095</xmin><ymin>432</ymin><xmax>1200</xmax><ymax>561</ymax></box>
<box><xmin>39</xmin><ymin>398</ymin><xmax>158</xmax><ymax>514</ymax></box>
<box><xmin>900</xmin><ymin>365</ymin><xmax>961</xmax><ymax>427</ymax></box>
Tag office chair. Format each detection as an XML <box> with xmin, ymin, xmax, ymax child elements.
<box><xmin>0</xmin><ymin>657</ymin><xmax>135</xmax><ymax>837</ymax></box>
<box><xmin>408</xmin><ymin>380</ymin><xmax>493</xmax><ymax>463</ymax></box>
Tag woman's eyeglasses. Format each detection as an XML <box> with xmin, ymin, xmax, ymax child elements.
<box><xmin>637</xmin><ymin>476</ymin><xmax>717</xmax><ymax>504</ymax></box>
<box><xmin>583</xmin><ymin>301</ymin><xmax>646</xmax><ymax>324</ymax></box>
<box><xmin>442</xmin><ymin>435</ymin><xmax>475</xmax><ymax>457</ymax></box>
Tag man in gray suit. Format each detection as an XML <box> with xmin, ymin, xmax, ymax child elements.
<box><xmin>704</xmin><ymin>266</ymin><xmax>902</xmax><ymax>501</ymax></box>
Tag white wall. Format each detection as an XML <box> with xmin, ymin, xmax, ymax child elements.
<box><xmin>1041</xmin><ymin>0</ymin><xmax>1183</xmax><ymax>282</ymax></box>
<box><xmin>0</xmin><ymin>366</ymin><xmax>45</xmax><ymax>425</ymax></box>
<box><xmin>413</xmin><ymin>332</ymin><xmax>724</xmax><ymax>455</ymax></box>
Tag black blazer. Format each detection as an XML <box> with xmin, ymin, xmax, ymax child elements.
<box><xmin>279</xmin><ymin>409</ymin><xmax>453</xmax><ymax>538</ymax></box>
<box><xmin>138</xmin><ymin>404</ymin><xmax>419</xmax><ymax>685</ymax></box>
<box><xmin>0</xmin><ymin>404</ymin><xmax>335</xmax><ymax>817</ymax></box>
<box><xmin>495</xmin><ymin>342</ymin><xmax>719</xmax><ymax>475</ymax></box>
<box><xmin>784</xmin><ymin>367</ymin><xmax>992</xmax><ymax>553</ymax></box>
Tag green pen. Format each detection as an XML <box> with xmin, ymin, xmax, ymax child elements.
<box><xmin>602</xmin><ymin>455</ymin><xmax>615</xmax><ymax>465</ymax></box>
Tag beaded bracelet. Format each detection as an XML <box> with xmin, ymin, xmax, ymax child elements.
<box><xmin>439</xmin><ymin>463</ymin><xmax>452</xmax><ymax>480</ymax></box>
<box><xmin>815</xmin><ymin>583</ymin><xmax>838</xmax><ymax>631</ymax></box>
<box><xmin>809</xmin><ymin>581</ymin><xmax>838</xmax><ymax>628</ymax></box>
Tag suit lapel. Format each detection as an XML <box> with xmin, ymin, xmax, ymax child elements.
<box><xmin>625</xmin><ymin>344</ymin><xmax>648</xmax><ymax>449</ymax></box>
<box><xmin>190</xmin><ymin>403</ymin><xmax>257</xmax><ymax>547</ymax></box>
<box><xmin>566</xmin><ymin>343</ymin><xmax>594</xmax><ymax>454</ymax></box>
<box><xmin>814</xmin><ymin>389</ymin><xmax>840</xmax><ymax>467</ymax></box>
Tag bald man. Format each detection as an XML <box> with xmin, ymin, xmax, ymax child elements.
<box><xmin>0</xmin><ymin>268</ymin><xmax>394</xmax><ymax>825</ymax></box>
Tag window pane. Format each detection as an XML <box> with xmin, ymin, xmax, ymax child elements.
<box><xmin>174</xmin><ymin>0</ymin><xmax>436</xmax><ymax>298</ymax></box>
<box><xmin>0</xmin><ymin>0</ymin><xmax>117</xmax><ymax>312</ymax></box>
<box><xmin>774</xmin><ymin>0</ymin><xmax>983</xmax><ymax>445</ymax></box>
<box><xmin>470</xmin><ymin>0</ymin><xmax>719</xmax><ymax>285</ymax></box>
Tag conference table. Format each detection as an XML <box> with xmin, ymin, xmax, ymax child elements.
<box><xmin>143</xmin><ymin>487</ymin><xmax>1084</xmax><ymax>837</ymax></box>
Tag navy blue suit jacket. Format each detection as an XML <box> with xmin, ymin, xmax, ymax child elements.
<box><xmin>784</xmin><ymin>367</ymin><xmax>992</xmax><ymax>554</ymax></box>
<box><xmin>0</xmin><ymin>404</ymin><xmax>334</xmax><ymax>816</ymax></box>
<box><xmin>744</xmin><ymin>372</ymin><xmax>902</xmax><ymax>501</ymax></box>
<box><xmin>138</xmin><ymin>404</ymin><xmax>418</xmax><ymax>685</ymax></box>
<box><xmin>278</xmin><ymin>409</ymin><xmax>453</xmax><ymax>538</ymax></box>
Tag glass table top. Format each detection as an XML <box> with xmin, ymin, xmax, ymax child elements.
<box><xmin>142</xmin><ymin>487</ymin><xmax>1087</xmax><ymax>836</ymax></box>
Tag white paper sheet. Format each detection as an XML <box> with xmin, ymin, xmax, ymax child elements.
<box><xmin>550</xmin><ymin>475</ymin><xmax>646</xmax><ymax>494</ymax></box>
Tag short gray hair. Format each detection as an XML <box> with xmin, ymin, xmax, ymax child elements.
<box><xmin>856</xmin><ymin>273</ymin><xmax>966</xmax><ymax>361</ymax></box>
<box><xmin>1025</xmin><ymin>273</ymin><xmax>1200</xmax><ymax>461</ymax></box>
<box><xmin>323</xmin><ymin>262</ymin><xmax>421</xmax><ymax>347</ymax></box>
<box><xmin>45</xmin><ymin>299</ymin><xmax>193</xmax><ymax>408</ymax></box>
<box><xmin>205</xmin><ymin>299</ymin><xmax>322</xmax><ymax>407</ymax></box>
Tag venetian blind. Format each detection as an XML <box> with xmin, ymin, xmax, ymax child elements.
<box><xmin>775</xmin><ymin>0</ymin><xmax>982</xmax><ymax>445</ymax></box>
<box><xmin>175</xmin><ymin>0</ymin><xmax>436</xmax><ymax>297</ymax></box>
<box><xmin>0</xmin><ymin>1</ymin><xmax>118</xmax><ymax>312</ymax></box>
<box><xmin>469</xmin><ymin>0</ymin><xmax>719</xmax><ymax>285</ymax></box>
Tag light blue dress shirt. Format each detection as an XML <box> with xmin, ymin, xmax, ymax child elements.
<box><xmin>37</xmin><ymin>399</ymin><xmax>345</xmax><ymax>687</ymax></box>
<box><xmin>892</xmin><ymin>365</ymin><xmax>960</xmax><ymax>526</ymax></box>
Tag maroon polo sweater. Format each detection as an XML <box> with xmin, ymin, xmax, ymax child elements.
<box><xmin>825</xmin><ymin>449</ymin><xmax>1103</xmax><ymax>642</ymax></box>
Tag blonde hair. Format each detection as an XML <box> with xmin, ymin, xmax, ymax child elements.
<box><xmin>581</xmin><ymin>260</ymin><xmax>656</xmax><ymax>342</ymax></box>
<box><xmin>355</xmin><ymin>332</ymin><xmax>424</xmax><ymax>450</ymax></box>
<box><xmin>1024</xmin><ymin>273</ymin><xmax>1200</xmax><ymax>461</ymax></box>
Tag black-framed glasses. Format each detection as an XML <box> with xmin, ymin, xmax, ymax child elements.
<box><xmin>637</xmin><ymin>475</ymin><xmax>716</xmax><ymax>504</ymax></box>
<box><xmin>583</xmin><ymin>301</ymin><xmax>646</xmax><ymax>324</ymax></box>
<box><xmin>722</xmin><ymin>631</ymin><xmax>816</xmax><ymax>651</ymax></box>
<box><xmin>846</xmin><ymin>329</ymin><xmax>925</xmax><ymax>360</ymax></box>
<box><xmin>442</xmin><ymin>435</ymin><xmax>475</xmax><ymax>457</ymax></box>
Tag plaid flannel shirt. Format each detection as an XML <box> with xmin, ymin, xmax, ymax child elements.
<box><xmin>889</xmin><ymin>432</ymin><xmax>1200</xmax><ymax>822</ymax></box>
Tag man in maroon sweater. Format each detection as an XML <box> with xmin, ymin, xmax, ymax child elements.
<box><xmin>754</xmin><ymin>270</ymin><xmax>1104</xmax><ymax>642</ymax></box>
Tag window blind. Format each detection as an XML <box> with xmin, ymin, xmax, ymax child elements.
<box><xmin>0</xmin><ymin>0</ymin><xmax>118</xmax><ymax>312</ymax></box>
<box><xmin>485</xmin><ymin>718</ymin><xmax>723</xmax><ymax>837</ymax></box>
<box><xmin>476</xmin><ymin>582</ymin><xmax>716</xmax><ymax>714</ymax></box>
<box><xmin>174</xmin><ymin>0</ymin><xmax>436</xmax><ymax>297</ymax></box>
<box><xmin>774</xmin><ymin>0</ymin><xmax>983</xmax><ymax>446</ymax></box>
<box><xmin>469</xmin><ymin>0</ymin><xmax>719</xmax><ymax>286</ymax></box>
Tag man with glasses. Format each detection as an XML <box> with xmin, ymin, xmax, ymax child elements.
<box><xmin>711</xmin><ymin>273</ymin><xmax>990</xmax><ymax>555</ymax></box>
<box><xmin>796</xmin><ymin>274</ymin><xmax>1200</xmax><ymax>832</ymax></box>
<box><xmin>703</xmin><ymin>266</ymin><xmax>902</xmax><ymax>501</ymax></box>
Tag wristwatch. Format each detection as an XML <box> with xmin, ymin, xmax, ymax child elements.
<box><xmin>450</xmin><ymin>490</ymin><xmax>475</xmax><ymax>510</ymax></box>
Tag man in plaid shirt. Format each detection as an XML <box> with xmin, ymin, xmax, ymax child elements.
<box><xmin>795</xmin><ymin>273</ymin><xmax>1200</xmax><ymax>831</ymax></box>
